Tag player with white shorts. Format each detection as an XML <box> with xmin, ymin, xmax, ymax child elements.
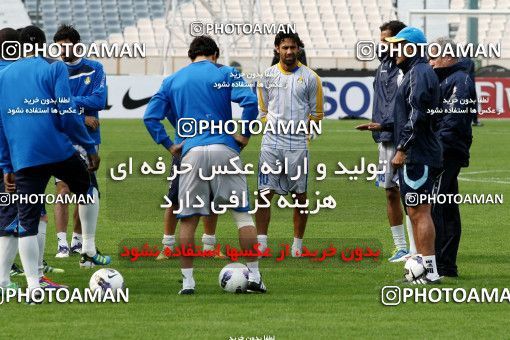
<box><xmin>356</xmin><ymin>20</ymin><xmax>416</xmax><ymax>263</ymax></box>
<box><xmin>255</xmin><ymin>31</ymin><xmax>324</xmax><ymax>257</ymax></box>
<box><xmin>377</xmin><ymin>142</ymin><xmax>399</xmax><ymax>189</ymax></box>
<box><xmin>258</xmin><ymin>148</ymin><xmax>308</xmax><ymax>196</ymax></box>
<box><xmin>143</xmin><ymin>36</ymin><xmax>266</xmax><ymax>294</ymax></box>
<box><xmin>178</xmin><ymin>145</ymin><xmax>250</xmax><ymax>217</ymax></box>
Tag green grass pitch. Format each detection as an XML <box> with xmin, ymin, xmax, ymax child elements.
<box><xmin>2</xmin><ymin>119</ymin><xmax>509</xmax><ymax>339</ymax></box>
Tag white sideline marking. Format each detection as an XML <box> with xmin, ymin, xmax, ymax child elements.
<box><xmin>458</xmin><ymin>170</ymin><xmax>510</xmax><ymax>184</ymax></box>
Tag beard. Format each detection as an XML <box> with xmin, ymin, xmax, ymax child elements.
<box><xmin>282</xmin><ymin>55</ymin><xmax>297</xmax><ymax>66</ymax></box>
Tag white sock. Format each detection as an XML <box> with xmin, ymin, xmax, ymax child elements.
<box><xmin>423</xmin><ymin>255</ymin><xmax>440</xmax><ymax>280</ymax></box>
<box><xmin>181</xmin><ymin>268</ymin><xmax>195</xmax><ymax>289</ymax></box>
<box><xmin>79</xmin><ymin>188</ymin><xmax>99</xmax><ymax>257</ymax></box>
<box><xmin>162</xmin><ymin>234</ymin><xmax>175</xmax><ymax>249</ymax></box>
<box><xmin>0</xmin><ymin>236</ymin><xmax>19</xmax><ymax>287</ymax></box>
<box><xmin>246</xmin><ymin>261</ymin><xmax>261</xmax><ymax>282</ymax></box>
<box><xmin>201</xmin><ymin>233</ymin><xmax>216</xmax><ymax>251</ymax></box>
<box><xmin>406</xmin><ymin>215</ymin><xmax>416</xmax><ymax>254</ymax></box>
<box><xmin>19</xmin><ymin>235</ymin><xmax>40</xmax><ymax>291</ymax></box>
<box><xmin>292</xmin><ymin>237</ymin><xmax>303</xmax><ymax>250</ymax></box>
<box><xmin>391</xmin><ymin>224</ymin><xmax>407</xmax><ymax>250</ymax></box>
<box><xmin>257</xmin><ymin>234</ymin><xmax>267</xmax><ymax>250</ymax></box>
<box><xmin>57</xmin><ymin>231</ymin><xmax>68</xmax><ymax>247</ymax></box>
<box><xmin>71</xmin><ymin>232</ymin><xmax>82</xmax><ymax>246</ymax></box>
<box><xmin>37</xmin><ymin>220</ymin><xmax>47</xmax><ymax>278</ymax></box>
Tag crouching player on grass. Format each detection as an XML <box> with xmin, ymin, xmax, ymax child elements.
<box><xmin>357</xmin><ymin>27</ymin><xmax>442</xmax><ymax>284</ymax></box>
<box><xmin>144</xmin><ymin>36</ymin><xmax>266</xmax><ymax>294</ymax></box>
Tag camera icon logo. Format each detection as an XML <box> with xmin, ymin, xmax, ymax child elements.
<box><xmin>1</xmin><ymin>41</ymin><xmax>21</xmax><ymax>61</ymax></box>
<box><xmin>190</xmin><ymin>22</ymin><xmax>205</xmax><ymax>37</ymax></box>
<box><xmin>405</xmin><ymin>193</ymin><xmax>419</xmax><ymax>207</ymax></box>
<box><xmin>355</xmin><ymin>40</ymin><xmax>376</xmax><ymax>61</ymax></box>
<box><xmin>0</xmin><ymin>193</ymin><xmax>11</xmax><ymax>207</ymax></box>
<box><xmin>381</xmin><ymin>286</ymin><xmax>401</xmax><ymax>306</ymax></box>
<box><xmin>177</xmin><ymin>118</ymin><xmax>197</xmax><ymax>138</ymax></box>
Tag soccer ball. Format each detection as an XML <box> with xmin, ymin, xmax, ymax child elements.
<box><xmin>404</xmin><ymin>255</ymin><xmax>426</xmax><ymax>282</ymax></box>
<box><xmin>89</xmin><ymin>268</ymin><xmax>124</xmax><ymax>293</ymax></box>
<box><xmin>218</xmin><ymin>263</ymin><xmax>249</xmax><ymax>293</ymax></box>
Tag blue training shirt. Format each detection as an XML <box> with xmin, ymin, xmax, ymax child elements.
<box><xmin>0</xmin><ymin>59</ymin><xmax>14</xmax><ymax>173</ymax></box>
<box><xmin>0</xmin><ymin>60</ymin><xmax>12</xmax><ymax>70</ymax></box>
<box><xmin>0</xmin><ymin>56</ymin><xmax>96</xmax><ymax>173</ymax></box>
<box><xmin>66</xmin><ymin>58</ymin><xmax>107</xmax><ymax>145</ymax></box>
<box><xmin>143</xmin><ymin>60</ymin><xmax>258</xmax><ymax>156</ymax></box>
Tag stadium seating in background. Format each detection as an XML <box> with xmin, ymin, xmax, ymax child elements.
<box><xmin>166</xmin><ymin>0</ymin><xmax>396</xmax><ymax>58</ymax></box>
<box><xmin>10</xmin><ymin>0</ymin><xmax>510</xmax><ymax>74</ymax></box>
<box><xmin>21</xmin><ymin>0</ymin><xmax>396</xmax><ymax>57</ymax></box>
<box><xmin>1</xmin><ymin>0</ymin><xmax>31</xmax><ymax>29</ymax></box>
<box><xmin>23</xmin><ymin>0</ymin><xmax>166</xmax><ymax>45</ymax></box>
<box><xmin>450</xmin><ymin>0</ymin><xmax>509</xmax><ymax>57</ymax></box>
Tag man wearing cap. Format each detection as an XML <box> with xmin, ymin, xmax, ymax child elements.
<box><xmin>357</xmin><ymin>27</ymin><xmax>442</xmax><ymax>284</ymax></box>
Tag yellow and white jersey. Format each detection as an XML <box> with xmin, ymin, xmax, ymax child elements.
<box><xmin>257</xmin><ymin>62</ymin><xmax>324</xmax><ymax>150</ymax></box>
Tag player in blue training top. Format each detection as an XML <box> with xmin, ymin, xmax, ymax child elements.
<box><xmin>0</xmin><ymin>27</ymin><xmax>24</xmax><ymax>285</ymax></box>
<box><xmin>52</xmin><ymin>25</ymin><xmax>107</xmax><ymax>258</ymax></box>
<box><xmin>0</xmin><ymin>26</ymin><xmax>110</xmax><ymax>298</ymax></box>
<box><xmin>0</xmin><ymin>27</ymin><xmax>65</xmax><ymax>291</ymax></box>
<box><xmin>142</xmin><ymin>36</ymin><xmax>224</xmax><ymax>261</ymax></box>
<box><xmin>144</xmin><ymin>36</ymin><xmax>266</xmax><ymax>294</ymax></box>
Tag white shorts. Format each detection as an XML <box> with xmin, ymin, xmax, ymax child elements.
<box><xmin>258</xmin><ymin>148</ymin><xmax>308</xmax><ymax>195</ymax></box>
<box><xmin>177</xmin><ymin>144</ymin><xmax>250</xmax><ymax>218</ymax></box>
<box><xmin>377</xmin><ymin>142</ymin><xmax>398</xmax><ymax>189</ymax></box>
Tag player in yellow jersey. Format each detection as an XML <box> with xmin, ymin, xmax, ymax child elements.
<box><xmin>255</xmin><ymin>31</ymin><xmax>324</xmax><ymax>257</ymax></box>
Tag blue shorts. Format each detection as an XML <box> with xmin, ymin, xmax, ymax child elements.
<box><xmin>1</xmin><ymin>172</ymin><xmax>47</xmax><ymax>232</ymax></box>
<box><xmin>398</xmin><ymin>163</ymin><xmax>440</xmax><ymax>207</ymax></box>
<box><xmin>0</xmin><ymin>153</ymin><xmax>96</xmax><ymax>237</ymax></box>
<box><xmin>166</xmin><ymin>156</ymin><xmax>181</xmax><ymax>206</ymax></box>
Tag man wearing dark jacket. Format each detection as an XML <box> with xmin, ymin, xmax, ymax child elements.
<box><xmin>458</xmin><ymin>57</ymin><xmax>482</xmax><ymax>126</ymax></box>
<box><xmin>358</xmin><ymin>27</ymin><xmax>442</xmax><ymax>284</ymax></box>
<box><xmin>359</xmin><ymin>20</ymin><xmax>416</xmax><ymax>262</ymax></box>
<box><xmin>429</xmin><ymin>38</ymin><xmax>474</xmax><ymax>277</ymax></box>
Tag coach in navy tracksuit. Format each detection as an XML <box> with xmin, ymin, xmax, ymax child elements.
<box><xmin>458</xmin><ymin>57</ymin><xmax>481</xmax><ymax>126</ymax></box>
<box><xmin>358</xmin><ymin>27</ymin><xmax>443</xmax><ymax>283</ymax></box>
<box><xmin>429</xmin><ymin>38</ymin><xmax>474</xmax><ymax>277</ymax></box>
